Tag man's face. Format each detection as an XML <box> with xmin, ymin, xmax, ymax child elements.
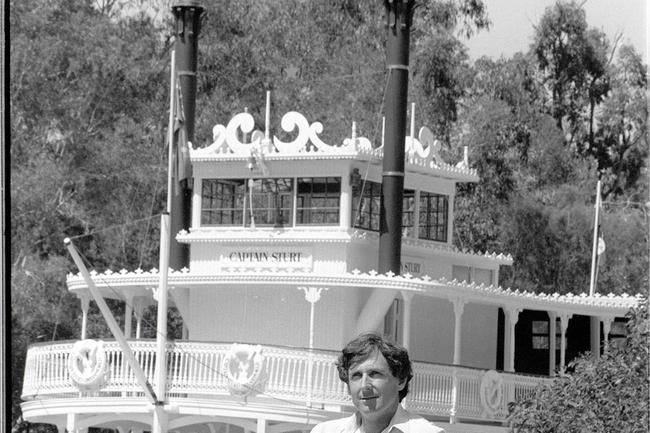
<box><xmin>347</xmin><ymin>350</ymin><xmax>406</xmax><ymax>424</ymax></box>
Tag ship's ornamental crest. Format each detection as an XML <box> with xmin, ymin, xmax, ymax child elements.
<box><xmin>479</xmin><ymin>369</ymin><xmax>504</xmax><ymax>418</ymax></box>
<box><xmin>67</xmin><ymin>339</ymin><xmax>109</xmax><ymax>391</ymax></box>
<box><xmin>223</xmin><ymin>344</ymin><xmax>266</xmax><ymax>397</ymax></box>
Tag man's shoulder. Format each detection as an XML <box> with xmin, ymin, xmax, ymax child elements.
<box><xmin>309</xmin><ymin>414</ymin><xmax>355</xmax><ymax>433</ymax></box>
<box><xmin>401</xmin><ymin>410</ymin><xmax>445</xmax><ymax>433</ymax></box>
<box><xmin>404</xmin><ymin>416</ymin><xmax>445</xmax><ymax>432</ymax></box>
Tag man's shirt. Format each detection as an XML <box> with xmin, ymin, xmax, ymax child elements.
<box><xmin>310</xmin><ymin>405</ymin><xmax>445</xmax><ymax>433</ymax></box>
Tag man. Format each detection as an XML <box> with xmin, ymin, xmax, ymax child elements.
<box><xmin>311</xmin><ymin>333</ymin><xmax>444</xmax><ymax>433</ymax></box>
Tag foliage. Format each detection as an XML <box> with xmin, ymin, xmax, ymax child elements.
<box><xmin>531</xmin><ymin>0</ymin><xmax>610</xmax><ymax>138</ymax></box>
<box><xmin>508</xmin><ymin>303</ymin><xmax>649</xmax><ymax>433</ymax></box>
<box><xmin>591</xmin><ymin>45</ymin><xmax>648</xmax><ymax>199</ymax></box>
<box><xmin>453</xmin><ymin>1</ymin><xmax>647</xmax><ymax>294</ymax></box>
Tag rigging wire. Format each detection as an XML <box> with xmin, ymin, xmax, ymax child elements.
<box><xmin>352</xmin><ymin>67</ymin><xmax>392</xmax><ymax>229</ymax></box>
<box><xmin>66</xmin><ymin>214</ymin><xmax>163</xmax><ymax>242</ymax></box>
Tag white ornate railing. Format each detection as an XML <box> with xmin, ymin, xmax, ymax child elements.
<box><xmin>22</xmin><ymin>340</ymin><xmax>550</xmax><ymax>422</ymax></box>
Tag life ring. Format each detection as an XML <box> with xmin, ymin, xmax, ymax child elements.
<box><xmin>68</xmin><ymin>339</ymin><xmax>109</xmax><ymax>391</ymax></box>
<box><xmin>222</xmin><ymin>344</ymin><xmax>266</xmax><ymax>397</ymax></box>
<box><xmin>479</xmin><ymin>369</ymin><xmax>504</xmax><ymax>418</ymax></box>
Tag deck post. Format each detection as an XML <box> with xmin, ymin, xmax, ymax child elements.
<box><xmin>504</xmin><ymin>307</ymin><xmax>521</xmax><ymax>372</ymax></box>
<box><xmin>66</xmin><ymin>413</ymin><xmax>78</xmax><ymax>433</ymax></box>
<box><xmin>124</xmin><ymin>293</ymin><xmax>134</xmax><ymax>338</ymax></box>
<box><xmin>134</xmin><ymin>298</ymin><xmax>144</xmax><ymax>339</ymax></box>
<box><xmin>257</xmin><ymin>418</ymin><xmax>267</xmax><ymax>433</ymax></box>
<box><xmin>451</xmin><ymin>299</ymin><xmax>465</xmax><ymax>365</ymax></box>
<box><xmin>79</xmin><ymin>293</ymin><xmax>90</xmax><ymax>340</ymax></box>
<box><xmin>559</xmin><ymin>314</ymin><xmax>571</xmax><ymax>372</ymax></box>
<box><xmin>601</xmin><ymin>316</ymin><xmax>613</xmax><ymax>352</ymax></box>
<box><xmin>590</xmin><ymin>316</ymin><xmax>600</xmax><ymax>359</ymax></box>
<box><xmin>400</xmin><ymin>291</ymin><xmax>414</xmax><ymax>349</ymax></box>
<box><xmin>548</xmin><ymin>311</ymin><xmax>557</xmax><ymax>375</ymax></box>
<box><xmin>298</xmin><ymin>286</ymin><xmax>328</xmax><ymax>407</ymax></box>
<box><xmin>449</xmin><ymin>298</ymin><xmax>465</xmax><ymax>424</ymax></box>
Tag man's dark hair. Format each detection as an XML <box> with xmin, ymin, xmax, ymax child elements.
<box><xmin>336</xmin><ymin>333</ymin><xmax>413</xmax><ymax>402</ymax></box>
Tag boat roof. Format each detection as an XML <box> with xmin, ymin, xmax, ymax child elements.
<box><xmin>67</xmin><ymin>267</ymin><xmax>641</xmax><ymax>318</ymax></box>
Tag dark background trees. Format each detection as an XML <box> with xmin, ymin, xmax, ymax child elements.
<box><xmin>9</xmin><ymin>0</ymin><xmax>647</xmax><ymax>430</ymax></box>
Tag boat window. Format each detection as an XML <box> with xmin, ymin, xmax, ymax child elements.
<box><xmin>246</xmin><ymin>178</ymin><xmax>294</xmax><ymax>227</ymax></box>
<box><xmin>352</xmin><ymin>180</ymin><xmax>382</xmax><ymax>231</ymax></box>
<box><xmin>296</xmin><ymin>177</ymin><xmax>341</xmax><ymax>225</ymax></box>
<box><xmin>452</xmin><ymin>265</ymin><xmax>469</xmax><ymax>283</ymax></box>
<box><xmin>402</xmin><ymin>190</ymin><xmax>416</xmax><ymax>237</ymax></box>
<box><xmin>419</xmin><ymin>192</ymin><xmax>448</xmax><ymax>242</ymax></box>
<box><xmin>532</xmin><ymin>320</ymin><xmax>549</xmax><ymax>349</ymax></box>
<box><xmin>474</xmin><ymin>268</ymin><xmax>493</xmax><ymax>286</ymax></box>
<box><xmin>452</xmin><ymin>266</ymin><xmax>493</xmax><ymax>286</ymax></box>
<box><xmin>609</xmin><ymin>320</ymin><xmax>628</xmax><ymax>349</ymax></box>
<box><xmin>201</xmin><ymin>179</ymin><xmax>246</xmax><ymax>225</ymax></box>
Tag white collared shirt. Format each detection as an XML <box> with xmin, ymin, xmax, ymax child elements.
<box><xmin>310</xmin><ymin>405</ymin><xmax>445</xmax><ymax>433</ymax></box>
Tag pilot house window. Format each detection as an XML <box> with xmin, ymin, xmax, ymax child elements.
<box><xmin>419</xmin><ymin>192</ymin><xmax>448</xmax><ymax>242</ymax></box>
<box><xmin>297</xmin><ymin>177</ymin><xmax>341</xmax><ymax>225</ymax></box>
<box><xmin>201</xmin><ymin>177</ymin><xmax>340</xmax><ymax>227</ymax></box>
<box><xmin>352</xmin><ymin>180</ymin><xmax>382</xmax><ymax>231</ymax></box>
<box><xmin>201</xmin><ymin>179</ymin><xmax>246</xmax><ymax>225</ymax></box>
<box><xmin>247</xmin><ymin>178</ymin><xmax>294</xmax><ymax>226</ymax></box>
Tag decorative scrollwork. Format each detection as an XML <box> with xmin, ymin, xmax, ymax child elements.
<box><xmin>308</xmin><ymin>121</ymin><xmax>338</xmax><ymax>152</ymax></box>
<box><xmin>225</xmin><ymin>112</ymin><xmax>259</xmax><ymax>154</ymax></box>
<box><xmin>273</xmin><ymin>111</ymin><xmax>310</xmax><ymax>153</ymax></box>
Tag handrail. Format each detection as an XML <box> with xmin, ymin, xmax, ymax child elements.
<box><xmin>22</xmin><ymin>340</ymin><xmax>550</xmax><ymax>422</ymax></box>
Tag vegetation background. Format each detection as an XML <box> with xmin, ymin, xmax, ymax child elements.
<box><xmin>10</xmin><ymin>0</ymin><xmax>648</xmax><ymax>431</ymax></box>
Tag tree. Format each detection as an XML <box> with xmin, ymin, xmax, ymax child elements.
<box><xmin>411</xmin><ymin>32</ymin><xmax>471</xmax><ymax>145</ymax></box>
<box><xmin>532</xmin><ymin>0</ymin><xmax>610</xmax><ymax>146</ymax></box>
<box><xmin>591</xmin><ymin>45</ymin><xmax>648</xmax><ymax>199</ymax></box>
<box><xmin>507</xmin><ymin>303</ymin><xmax>649</xmax><ymax>433</ymax></box>
<box><xmin>10</xmin><ymin>0</ymin><xmax>169</xmax><ymax>428</ymax></box>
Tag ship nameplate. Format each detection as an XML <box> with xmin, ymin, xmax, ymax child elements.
<box><xmin>220</xmin><ymin>247</ymin><xmax>313</xmax><ymax>271</ymax></box>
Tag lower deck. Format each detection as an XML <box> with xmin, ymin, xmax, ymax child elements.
<box><xmin>22</xmin><ymin>340</ymin><xmax>548</xmax><ymax>432</ymax></box>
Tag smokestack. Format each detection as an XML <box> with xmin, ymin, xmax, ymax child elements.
<box><xmin>170</xmin><ymin>1</ymin><xmax>204</xmax><ymax>270</ymax></box>
<box><xmin>379</xmin><ymin>0</ymin><xmax>413</xmax><ymax>275</ymax></box>
<box><xmin>353</xmin><ymin>1</ymin><xmax>415</xmax><ymax>336</ymax></box>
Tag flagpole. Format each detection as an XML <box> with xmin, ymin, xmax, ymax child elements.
<box><xmin>588</xmin><ymin>180</ymin><xmax>603</xmax><ymax>359</ymax></box>
<box><xmin>589</xmin><ymin>180</ymin><xmax>602</xmax><ymax>297</ymax></box>
<box><xmin>166</xmin><ymin>51</ymin><xmax>177</xmax><ymax>214</ymax></box>
<box><xmin>152</xmin><ymin>50</ymin><xmax>177</xmax><ymax>433</ymax></box>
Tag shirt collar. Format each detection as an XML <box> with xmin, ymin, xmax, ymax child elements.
<box><xmin>346</xmin><ymin>405</ymin><xmax>411</xmax><ymax>433</ymax></box>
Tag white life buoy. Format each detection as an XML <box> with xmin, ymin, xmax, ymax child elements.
<box><xmin>479</xmin><ymin>369</ymin><xmax>504</xmax><ymax>418</ymax></box>
<box><xmin>68</xmin><ymin>339</ymin><xmax>109</xmax><ymax>391</ymax></box>
<box><xmin>222</xmin><ymin>344</ymin><xmax>266</xmax><ymax>397</ymax></box>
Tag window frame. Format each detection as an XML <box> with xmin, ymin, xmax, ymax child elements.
<box><xmin>418</xmin><ymin>191</ymin><xmax>449</xmax><ymax>242</ymax></box>
<box><xmin>201</xmin><ymin>179</ymin><xmax>246</xmax><ymax>226</ymax></box>
<box><xmin>296</xmin><ymin>177</ymin><xmax>341</xmax><ymax>225</ymax></box>
<box><xmin>352</xmin><ymin>180</ymin><xmax>382</xmax><ymax>231</ymax></box>
<box><xmin>201</xmin><ymin>176</ymin><xmax>344</xmax><ymax>228</ymax></box>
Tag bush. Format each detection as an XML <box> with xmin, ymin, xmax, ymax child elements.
<box><xmin>508</xmin><ymin>302</ymin><xmax>648</xmax><ymax>433</ymax></box>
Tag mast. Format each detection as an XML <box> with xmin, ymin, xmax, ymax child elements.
<box><xmin>379</xmin><ymin>0</ymin><xmax>414</xmax><ymax>275</ymax></box>
<box><xmin>170</xmin><ymin>0</ymin><xmax>204</xmax><ymax>270</ymax></box>
<box><xmin>151</xmin><ymin>5</ymin><xmax>204</xmax><ymax>432</ymax></box>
